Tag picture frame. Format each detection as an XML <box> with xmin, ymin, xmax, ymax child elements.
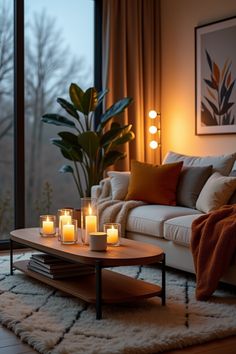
<box><xmin>195</xmin><ymin>16</ymin><xmax>236</xmax><ymax>135</ymax></box>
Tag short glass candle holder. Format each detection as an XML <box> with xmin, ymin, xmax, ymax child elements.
<box><xmin>81</xmin><ymin>198</ymin><xmax>98</xmax><ymax>245</ymax></box>
<box><xmin>103</xmin><ymin>223</ymin><xmax>121</xmax><ymax>246</ymax></box>
<box><xmin>57</xmin><ymin>208</ymin><xmax>74</xmax><ymax>240</ymax></box>
<box><xmin>61</xmin><ymin>219</ymin><xmax>78</xmax><ymax>244</ymax></box>
<box><xmin>40</xmin><ymin>215</ymin><xmax>56</xmax><ymax>237</ymax></box>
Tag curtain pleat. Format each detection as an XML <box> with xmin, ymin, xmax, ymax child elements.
<box><xmin>102</xmin><ymin>0</ymin><xmax>161</xmax><ymax>170</ymax></box>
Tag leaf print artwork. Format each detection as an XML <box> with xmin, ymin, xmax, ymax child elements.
<box><xmin>201</xmin><ymin>50</ymin><xmax>236</xmax><ymax>126</ymax></box>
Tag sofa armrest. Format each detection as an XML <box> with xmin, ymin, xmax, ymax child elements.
<box><xmin>91</xmin><ymin>177</ymin><xmax>110</xmax><ymax>199</ymax></box>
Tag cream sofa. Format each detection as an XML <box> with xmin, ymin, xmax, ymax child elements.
<box><xmin>92</xmin><ymin>152</ymin><xmax>236</xmax><ymax>286</ymax></box>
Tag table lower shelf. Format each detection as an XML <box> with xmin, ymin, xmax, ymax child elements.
<box><xmin>13</xmin><ymin>260</ymin><xmax>162</xmax><ymax>304</ymax></box>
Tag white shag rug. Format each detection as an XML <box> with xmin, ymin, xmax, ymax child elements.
<box><xmin>0</xmin><ymin>253</ymin><xmax>236</xmax><ymax>354</ymax></box>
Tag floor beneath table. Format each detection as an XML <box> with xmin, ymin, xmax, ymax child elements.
<box><xmin>0</xmin><ymin>250</ymin><xmax>236</xmax><ymax>354</ymax></box>
<box><xmin>0</xmin><ymin>322</ymin><xmax>236</xmax><ymax>354</ymax></box>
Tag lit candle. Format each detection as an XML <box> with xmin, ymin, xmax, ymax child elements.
<box><xmin>85</xmin><ymin>205</ymin><xmax>97</xmax><ymax>239</ymax></box>
<box><xmin>107</xmin><ymin>225</ymin><xmax>118</xmax><ymax>244</ymax></box>
<box><xmin>59</xmin><ymin>212</ymin><xmax>72</xmax><ymax>231</ymax></box>
<box><xmin>62</xmin><ymin>223</ymin><xmax>75</xmax><ymax>242</ymax></box>
<box><xmin>42</xmin><ymin>216</ymin><xmax>54</xmax><ymax>235</ymax></box>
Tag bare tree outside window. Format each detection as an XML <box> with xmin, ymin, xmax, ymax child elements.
<box><xmin>0</xmin><ymin>0</ymin><xmax>94</xmax><ymax>238</ymax></box>
<box><xmin>25</xmin><ymin>9</ymin><xmax>93</xmax><ymax>226</ymax></box>
<box><xmin>0</xmin><ymin>0</ymin><xmax>14</xmax><ymax>239</ymax></box>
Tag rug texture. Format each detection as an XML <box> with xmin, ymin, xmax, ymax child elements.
<box><xmin>0</xmin><ymin>253</ymin><xmax>236</xmax><ymax>354</ymax></box>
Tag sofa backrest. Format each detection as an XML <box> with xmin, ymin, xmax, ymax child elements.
<box><xmin>163</xmin><ymin>151</ymin><xmax>236</xmax><ymax>176</ymax></box>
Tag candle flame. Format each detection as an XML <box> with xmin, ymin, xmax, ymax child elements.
<box><xmin>46</xmin><ymin>216</ymin><xmax>49</xmax><ymax>222</ymax></box>
<box><xmin>88</xmin><ymin>205</ymin><xmax>92</xmax><ymax>215</ymax></box>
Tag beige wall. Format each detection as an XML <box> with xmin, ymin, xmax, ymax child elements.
<box><xmin>161</xmin><ymin>0</ymin><xmax>236</xmax><ymax>160</ymax></box>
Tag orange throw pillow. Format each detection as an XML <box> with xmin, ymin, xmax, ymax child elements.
<box><xmin>125</xmin><ymin>160</ymin><xmax>183</xmax><ymax>205</ymax></box>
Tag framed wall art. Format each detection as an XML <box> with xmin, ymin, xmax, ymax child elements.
<box><xmin>195</xmin><ymin>16</ymin><xmax>236</xmax><ymax>135</ymax></box>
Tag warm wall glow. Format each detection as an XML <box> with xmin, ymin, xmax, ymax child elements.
<box><xmin>160</xmin><ymin>0</ymin><xmax>236</xmax><ymax>158</ymax></box>
<box><xmin>149</xmin><ymin>110</ymin><xmax>157</xmax><ymax>119</ymax></box>
<box><xmin>149</xmin><ymin>140</ymin><xmax>158</xmax><ymax>149</ymax></box>
<box><xmin>149</xmin><ymin>125</ymin><xmax>158</xmax><ymax>134</ymax></box>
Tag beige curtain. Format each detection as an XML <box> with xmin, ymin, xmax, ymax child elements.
<box><xmin>102</xmin><ymin>0</ymin><xmax>161</xmax><ymax>170</ymax></box>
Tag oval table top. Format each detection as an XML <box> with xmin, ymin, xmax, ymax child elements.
<box><xmin>10</xmin><ymin>227</ymin><xmax>164</xmax><ymax>267</ymax></box>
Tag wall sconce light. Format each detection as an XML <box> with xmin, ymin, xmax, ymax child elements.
<box><xmin>148</xmin><ymin>110</ymin><xmax>160</xmax><ymax>150</ymax></box>
<box><xmin>149</xmin><ymin>110</ymin><xmax>158</xmax><ymax>119</ymax></box>
<box><xmin>149</xmin><ymin>140</ymin><xmax>158</xmax><ymax>149</ymax></box>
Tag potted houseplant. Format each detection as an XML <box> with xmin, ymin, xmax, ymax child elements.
<box><xmin>42</xmin><ymin>83</ymin><xmax>135</xmax><ymax>197</ymax></box>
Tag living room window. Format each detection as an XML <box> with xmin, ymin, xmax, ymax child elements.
<box><xmin>0</xmin><ymin>0</ymin><xmax>14</xmax><ymax>245</ymax></box>
<box><xmin>0</xmin><ymin>0</ymin><xmax>97</xmax><ymax>246</ymax></box>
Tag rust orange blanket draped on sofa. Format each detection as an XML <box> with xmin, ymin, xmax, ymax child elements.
<box><xmin>191</xmin><ymin>204</ymin><xmax>236</xmax><ymax>301</ymax></box>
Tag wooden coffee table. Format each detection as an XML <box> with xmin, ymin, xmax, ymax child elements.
<box><xmin>10</xmin><ymin>228</ymin><xmax>166</xmax><ymax>319</ymax></box>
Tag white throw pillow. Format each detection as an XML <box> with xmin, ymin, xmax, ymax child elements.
<box><xmin>196</xmin><ymin>172</ymin><xmax>236</xmax><ymax>213</ymax></box>
<box><xmin>107</xmin><ymin>171</ymin><xmax>130</xmax><ymax>200</ymax></box>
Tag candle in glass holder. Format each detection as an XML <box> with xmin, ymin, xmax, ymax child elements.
<box><xmin>107</xmin><ymin>225</ymin><xmax>118</xmax><ymax>244</ymax></box>
<box><xmin>58</xmin><ymin>209</ymin><xmax>73</xmax><ymax>239</ymax></box>
<box><xmin>81</xmin><ymin>198</ymin><xmax>98</xmax><ymax>244</ymax></box>
<box><xmin>60</xmin><ymin>212</ymin><xmax>72</xmax><ymax>229</ymax></box>
<box><xmin>62</xmin><ymin>223</ymin><xmax>74</xmax><ymax>242</ymax></box>
<box><xmin>40</xmin><ymin>215</ymin><xmax>56</xmax><ymax>237</ymax></box>
<box><xmin>43</xmin><ymin>217</ymin><xmax>54</xmax><ymax>235</ymax></box>
<box><xmin>85</xmin><ymin>205</ymin><xmax>97</xmax><ymax>241</ymax></box>
<box><xmin>61</xmin><ymin>219</ymin><xmax>77</xmax><ymax>244</ymax></box>
<box><xmin>104</xmin><ymin>223</ymin><xmax>121</xmax><ymax>246</ymax></box>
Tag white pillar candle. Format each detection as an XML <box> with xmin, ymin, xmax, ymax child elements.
<box><xmin>60</xmin><ymin>213</ymin><xmax>72</xmax><ymax>230</ymax></box>
<box><xmin>85</xmin><ymin>215</ymin><xmax>97</xmax><ymax>234</ymax></box>
<box><xmin>107</xmin><ymin>226</ymin><xmax>118</xmax><ymax>243</ymax></box>
<box><xmin>42</xmin><ymin>217</ymin><xmax>54</xmax><ymax>235</ymax></box>
<box><xmin>62</xmin><ymin>223</ymin><xmax>75</xmax><ymax>242</ymax></box>
<box><xmin>85</xmin><ymin>205</ymin><xmax>97</xmax><ymax>243</ymax></box>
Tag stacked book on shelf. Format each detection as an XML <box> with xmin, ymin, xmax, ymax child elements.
<box><xmin>27</xmin><ymin>253</ymin><xmax>95</xmax><ymax>279</ymax></box>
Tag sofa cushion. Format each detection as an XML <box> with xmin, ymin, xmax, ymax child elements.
<box><xmin>163</xmin><ymin>151</ymin><xmax>236</xmax><ymax>175</ymax></box>
<box><xmin>126</xmin><ymin>205</ymin><xmax>201</xmax><ymax>238</ymax></box>
<box><xmin>177</xmin><ymin>165</ymin><xmax>213</xmax><ymax>208</ymax></box>
<box><xmin>164</xmin><ymin>214</ymin><xmax>203</xmax><ymax>246</ymax></box>
<box><xmin>196</xmin><ymin>172</ymin><xmax>236</xmax><ymax>213</ymax></box>
<box><xmin>107</xmin><ymin>171</ymin><xmax>130</xmax><ymax>200</ymax></box>
<box><xmin>125</xmin><ymin>160</ymin><xmax>183</xmax><ymax>205</ymax></box>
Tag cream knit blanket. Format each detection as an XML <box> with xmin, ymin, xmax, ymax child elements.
<box><xmin>96</xmin><ymin>179</ymin><xmax>144</xmax><ymax>237</ymax></box>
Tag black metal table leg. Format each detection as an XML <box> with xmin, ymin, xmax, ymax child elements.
<box><xmin>10</xmin><ymin>239</ymin><xmax>14</xmax><ymax>275</ymax></box>
<box><xmin>95</xmin><ymin>260</ymin><xmax>102</xmax><ymax>320</ymax></box>
<box><xmin>161</xmin><ymin>253</ymin><xmax>166</xmax><ymax>305</ymax></box>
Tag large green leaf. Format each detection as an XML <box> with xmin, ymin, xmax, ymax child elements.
<box><xmin>77</xmin><ymin>131</ymin><xmax>100</xmax><ymax>160</ymax></box>
<box><xmin>59</xmin><ymin>165</ymin><xmax>74</xmax><ymax>174</ymax></box>
<box><xmin>51</xmin><ymin>138</ymin><xmax>83</xmax><ymax>162</ymax></box>
<box><xmin>56</xmin><ymin>98</ymin><xmax>79</xmax><ymax>119</ymax></box>
<box><xmin>97</xmin><ymin>97</ymin><xmax>133</xmax><ymax>131</ymax></box>
<box><xmin>97</xmin><ymin>89</ymin><xmax>109</xmax><ymax>104</ymax></box>
<box><xmin>69</xmin><ymin>83</ymin><xmax>84</xmax><ymax>112</ymax></box>
<box><xmin>42</xmin><ymin>114</ymin><xmax>76</xmax><ymax>128</ymax></box>
<box><xmin>58</xmin><ymin>132</ymin><xmax>79</xmax><ymax>146</ymax></box>
<box><xmin>113</xmin><ymin>131</ymin><xmax>135</xmax><ymax>145</ymax></box>
<box><xmin>100</xmin><ymin>124</ymin><xmax>132</xmax><ymax>147</ymax></box>
<box><xmin>82</xmin><ymin>87</ymin><xmax>98</xmax><ymax>115</ymax></box>
<box><xmin>103</xmin><ymin>150</ymin><xmax>126</xmax><ymax>168</ymax></box>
